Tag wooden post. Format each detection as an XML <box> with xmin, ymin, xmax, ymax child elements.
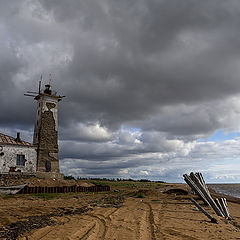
<box><xmin>189</xmin><ymin>173</ymin><xmax>224</xmax><ymax>217</ymax></box>
<box><xmin>199</xmin><ymin>172</ymin><xmax>210</xmax><ymax>195</ymax></box>
<box><xmin>223</xmin><ymin>198</ymin><xmax>230</xmax><ymax>217</ymax></box>
<box><xmin>190</xmin><ymin>198</ymin><xmax>218</xmax><ymax>223</ymax></box>
<box><xmin>219</xmin><ymin>198</ymin><xmax>230</xmax><ymax>219</ymax></box>
<box><xmin>223</xmin><ymin>198</ymin><xmax>231</xmax><ymax>220</ymax></box>
<box><xmin>183</xmin><ymin>174</ymin><xmax>210</xmax><ymax>206</ymax></box>
<box><xmin>214</xmin><ymin>199</ymin><xmax>224</xmax><ymax>217</ymax></box>
<box><xmin>195</xmin><ymin>172</ymin><xmax>210</xmax><ymax>196</ymax></box>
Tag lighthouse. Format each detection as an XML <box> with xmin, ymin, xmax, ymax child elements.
<box><xmin>33</xmin><ymin>83</ymin><xmax>64</xmax><ymax>177</ymax></box>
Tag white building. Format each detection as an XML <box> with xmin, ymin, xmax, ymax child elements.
<box><xmin>0</xmin><ymin>132</ymin><xmax>37</xmax><ymax>173</ymax></box>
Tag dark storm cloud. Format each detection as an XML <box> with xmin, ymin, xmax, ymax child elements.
<box><xmin>0</xmin><ymin>38</ymin><xmax>34</xmax><ymax>127</ymax></box>
<box><xmin>2</xmin><ymin>0</ymin><xmax>240</xmax><ymax>131</ymax></box>
<box><xmin>41</xmin><ymin>0</ymin><xmax>240</xmax><ymax>132</ymax></box>
<box><xmin>1</xmin><ymin>0</ymin><xmax>240</xmax><ymax>180</ymax></box>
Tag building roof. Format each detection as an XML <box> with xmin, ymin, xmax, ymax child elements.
<box><xmin>0</xmin><ymin>133</ymin><xmax>33</xmax><ymax>147</ymax></box>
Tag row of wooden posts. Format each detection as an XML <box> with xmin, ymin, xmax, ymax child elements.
<box><xmin>18</xmin><ymin>185</ymin><xmax>110</xmax><ymax>194</ymax></box>
<box><xmin>183</xmin><ymin>172</ymin><xmax>231</xmax><ymax>222</ymax></box>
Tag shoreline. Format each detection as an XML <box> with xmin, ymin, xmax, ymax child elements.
<box><xmin>208</xmin><ymin>184</ymin><xmax>240</xmax><ymax>200</ymax></box>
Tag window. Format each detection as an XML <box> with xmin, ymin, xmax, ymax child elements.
<box><xmin>16</xmin><ymin>155</ymin><xmax>25</xmax><ymax>166</ymax></box>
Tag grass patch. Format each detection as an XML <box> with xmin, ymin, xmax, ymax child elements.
<box><xmin>151</xmin><ymin>199</ymin><xmax>161</xmax><ymax>202</ymax></box>
<box><xmin>88</xmin><ymin>180</ymin><xmax>161</xmax><ymax>189</ymax></box>
<box><xmin>2</xmin><ymin>194</ymin><xmax>15</xmax><ymax>199</ymax></box>
<box><xmin>31</xmin><ymin>193</ymin><xmax>60</xmax><ymax>200</ymax></box>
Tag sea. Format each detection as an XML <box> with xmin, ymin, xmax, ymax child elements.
<box><xmin>208</xmin><ymin>184</ymin><xmax>240</xmax><ymax>199</ymax></box>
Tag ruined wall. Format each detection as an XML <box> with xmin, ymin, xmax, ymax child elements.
<box><xmin>35</xmin><ymin>95</ymin><xmax>60</xmax><ymax>173</ymax></box>
<box><xmin>0</xmin><ymin>145</ymin><xmax>37</xmax><ymax>173</ymax></box>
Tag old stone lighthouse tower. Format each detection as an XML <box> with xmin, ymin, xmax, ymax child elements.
<box><xmin>33</xmin><ymin>84</ymin><xmax>63</xmax><ymax>178</ymax></box>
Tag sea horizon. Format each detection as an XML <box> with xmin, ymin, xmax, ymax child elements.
<box><xmin>208</xmin><ymin>183</ymin><xmax>240</xmax><ymax>199</ymax></box>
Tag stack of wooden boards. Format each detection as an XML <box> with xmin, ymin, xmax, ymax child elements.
<box><xmin>183</xmin><ymin>172</ymin><xmax>231</xmax><ymax>223</ymax></box>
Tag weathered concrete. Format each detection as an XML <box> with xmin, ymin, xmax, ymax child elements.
<box><xmin>35</xmin><ymin>171</ymin><xmax>64</xmax><ymax>180</ymax></box>
<box><xmin>0</xmin><ymin>144</ymin><xmax>37</xmax><ymax>173</ymax></box>
<box><xmin>33</xmin><ymin>86</ymin><xmax>62</xmax><ymax>174</ymax></box>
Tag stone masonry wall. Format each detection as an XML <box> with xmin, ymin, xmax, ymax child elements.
<box><xmin>37</xmin><ymin>98</ymin><xmax>60</xmax><ymax>173</ymax></box>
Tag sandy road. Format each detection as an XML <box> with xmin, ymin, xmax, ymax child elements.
<box><xmin>17</xmin><ymin>190</ymin><xmax>240</xmax><ymax>240</ymax></box>
<box><xmin>25</xmin><ymin>198</ymin><xmax>156</xmax><ymax>240</ymax></box>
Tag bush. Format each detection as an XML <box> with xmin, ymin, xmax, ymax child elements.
<box><xmin>136</xmin><ymin>193</ymin><xmax>145</xmax><ymax>198</ymax></box>
<box><xmin>64</xmin><ymin>175</ymin><xmax>75</xmax><ymax>180</ymax></box>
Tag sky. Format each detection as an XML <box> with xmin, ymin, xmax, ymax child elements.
<box><xmin>1</xmin><ymin>0</ymin><xmax>240</xmax><ymax>183</ymax></box>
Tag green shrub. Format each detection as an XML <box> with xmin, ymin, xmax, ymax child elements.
<box><xmin>136</xmin><ymin>193</ymin><xmax>145</xmax><ymax>198</ymax></box>
<box><xmin>64</xmin><ymin>175</ymin><xmax>75</xmax><ymax>180</ymax></box>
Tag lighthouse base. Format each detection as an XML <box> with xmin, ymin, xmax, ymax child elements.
<box><xmin>36</xmin><ymin>171</ymin><xmax>64</xmax><ymax>180</ymax></box>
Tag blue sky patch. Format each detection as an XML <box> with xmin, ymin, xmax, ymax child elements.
<box><xmin>198</xmin><ymin>130</ymin><xmax>240</xmax><ymax>142</ymax></box>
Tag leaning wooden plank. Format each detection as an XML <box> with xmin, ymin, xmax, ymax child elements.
<box><xmin>192</xmin><ymin>172</ymin><xmax>210</xmax><ymax>196</ymax></box>
<box><xmin>196</xmin><ymin>172</ymin><xmax>211</xmax><ymax>195</ymax></box>
<box><xmin>219</xmin><ymin>198</ymin><xmax>228</xmax><ymax>217</ymax></box>
<box><xmin>195</xmin><ymin>172</ymin><xmax>204</xmax><ymax>186</ymax></box>
<box><xmin>223</xmin><ymin>198</ymin><xmax>230</xmax><ymax>216</ymax></box>
<box><xmin>219</xmin><ymin>198</ymin><xmax>230</xmax><ymax>219</ymax></box>
<box><xmin>190</xmin><ymin>198</ymin><xmax>218</xmax><ymax>224</ymax></box>
<box><xmin>199</xmin><ymin>172</ymin><xmax>210</xmax><ymax>193</ymax></box>
<box><xmin>184</xmin><ymin>174</ymin><xmax>208</xmax><ymax>203</ymax></box>
<box><xmin>183</xmin><ymin>174</ymin><xmax>210</xmax><ymax>206</ymax></box>
<box><xmin>215</xmin><ymin>199</ymin><xmax>225</xmax><ymax>217</ymax></box>
<box><xmin>223</xmin><ymin>198</ymin><xmax>231</xmax><ymax>220</ymax></box>
<box><xmin>190</xmin><ymin>172</ymin><xmax>204</xmax><ymax>188</ymax></box>
<box><xmin>190</xmin><ymin>172</ymin><xmax>208</xmax><ymax>193</ymax></box>
<box><xmin>223</xmin><ymin>198</ymin><xmax>228</xmax><ymax>208</ymax></box>
<box><xmin>189</xmin><ymin>174</ymin><xmax>224</xmax><ymax>217</ymax></box>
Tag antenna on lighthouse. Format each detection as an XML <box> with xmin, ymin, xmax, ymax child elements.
<box><xmin>39</xmin><ymin>75</ymin><xmax>42</xmax><ymax>94</ymax></box>
<box><xmin>49</xmin><ymin>74</ymin><xmax>52</xmax><ymax>85</ymax></box>
<box><xmin>24</xmin><ymin>75</ymin><xmax>43</xmax><ymax>98</ymax></box>
<box><xmin>24</xmin><ymin>74</ymin><xmax>65</xmax><ymax>100</ymax></box>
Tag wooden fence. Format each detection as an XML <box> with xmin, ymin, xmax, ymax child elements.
<box><xmin>18</xmin><ymin>185</ymin><xmax>110</xmax><ymax>194</ymax></box>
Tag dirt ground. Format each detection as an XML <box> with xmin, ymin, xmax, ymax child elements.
<box><xmin>0</xmin><ymin>180</ymin><xmax>240</xmax><ymax>240</ymax></box>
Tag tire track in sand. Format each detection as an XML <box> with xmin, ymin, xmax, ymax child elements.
<box><xmin>144</xmin><ymin>202</ymin><xmax>156</xmax><ymax>240</ymax></box>
<box><xmin>94</xmin><ymin>207</ymin><xmax>120</xmax><ymax>222</ymax></box>
<box><xmin>94</xmin><ymin>199</ymin><xmax>144</xmax><ymax>239</ymax></box>
<box><xmin>83</xmin><ymin>214</ymin><xmax>107</xmax><ymax>240</ymax></box>
<box><xmin>85</xmin><ymin>207</ymin><xmax>122</xmax><ymax>239</ymax></box>
<box><xmin>26</xmin><ymin>199</ymin><xmax>158</xmax><ymax>240</ymax></box>
<box><xmin>78</xmin><ymin>221</ymin><xmax>96</xmax><ymax>240</ymax></box>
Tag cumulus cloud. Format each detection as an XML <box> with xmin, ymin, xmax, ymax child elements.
<box><xmin>60</xmin><ymin>122</ymin><xmax>112</xmax><ymax>142</ymax></box>
<box><xmin>1</xmin><ymin>0</ymin><xmax>240</xmax><ymax>182</ymax></box>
